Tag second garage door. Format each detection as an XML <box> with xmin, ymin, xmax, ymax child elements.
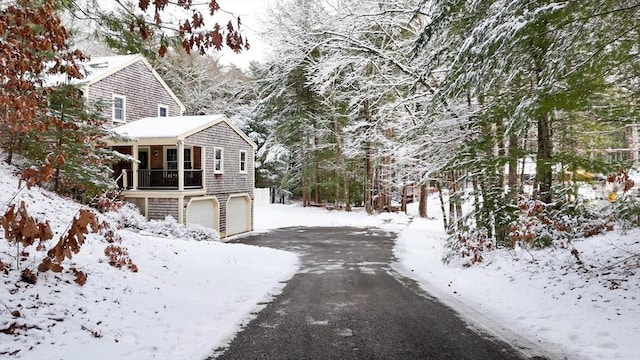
<box><xmin>226</xmin><ymin>195</ymin><xmax>251</xmax><ymax>236</ymax></box>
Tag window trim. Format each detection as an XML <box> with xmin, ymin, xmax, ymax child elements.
<box><xmin>165</xmin><ymin>146</ymin><xmax>192</xmax><ymax>170</ymax></box>
<box><xmin>158</xmin><ymin>104</ymin><xmax>169</xmax><ymax>117</ymax></box>
<box><xmin>239</xmin><ymin>150</ymin><xmax>247</xmax><ymax>174</ymax></box>
<box><xmin>112</xmin><ymin>94</ymin><xmax>126</xmax><ymax>122</ymax></box>
<box><xmin>213</xmin><ymin>147</ymin><xmax>224</xmax><ymax>174</ymax></box>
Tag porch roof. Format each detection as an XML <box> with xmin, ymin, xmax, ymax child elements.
<box><xmin>108</xmin><ymin>114</ymin><xmax>257</xmax><ymax>149</ymax></box>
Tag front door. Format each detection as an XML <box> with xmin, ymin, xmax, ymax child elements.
<box><xmin>138</xmin><ymin>149</ymin><xmax>149</xmax><ymax>170</ymax></box>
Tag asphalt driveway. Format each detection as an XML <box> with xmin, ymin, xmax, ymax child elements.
<box><xmin>211</xmin><ymin>226</ymin><xmax>547</xmax><ymax>360</ymax></box>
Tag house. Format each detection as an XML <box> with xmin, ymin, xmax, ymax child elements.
<box><xmin>107</xmin><ymin>114</ymin><xmax>257</xmax><ymax>238</ymax></box>
<box><xmin>45</xmin><ymin>54</ymin><xmax>185</xmax><ymax>126</ymax></box>
<box><xmin>46</xmin><ymin>54</ymin><xmax>256</xmax><ymax>237</ymax></box>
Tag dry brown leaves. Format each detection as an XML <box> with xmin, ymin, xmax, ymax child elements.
<box><xmin>104</xmin><ymin>245</ymin><xmax>138</xmax><ymax>272</ymax></box>
<box><xmin>38</xmin><ymin>209</ymin><xmax>100</xmax><ymax>283</ymax></box>
<box><xmin>1</xmin><ymin>201</ymin><xmax>53</xmax><ymax>249</ymax></box>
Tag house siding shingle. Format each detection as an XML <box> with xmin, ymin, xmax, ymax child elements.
<box><xmin>86</xmin><ymin>61</ymin><xmax>182</xmax><ymax>126</ymax></box>
<box><xmin>148</xmin><ymin>198</ymin><xmax>179</xmax><ymax>221</ymax></box>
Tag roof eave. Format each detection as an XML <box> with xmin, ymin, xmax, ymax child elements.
<box><xmin>107</xmin><ymin>136</ymin><xmax>179</xmax><ymax>146</ymax></box>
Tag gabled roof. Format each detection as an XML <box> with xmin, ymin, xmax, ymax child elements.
<box><xmin>109</xmin><ymin>115</ymin><xmax>258</xmax><ymax>149</ymax></box>
<box><xmin>44</xmin><ymin>54</ymin><xmax>186</xmax><ymax>114</ymax></box>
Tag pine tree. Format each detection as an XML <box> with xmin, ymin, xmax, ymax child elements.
<box><xmin>20</xmin><ymin>85</ymin><xmax>123</xmax><ymax>201</ymax></box>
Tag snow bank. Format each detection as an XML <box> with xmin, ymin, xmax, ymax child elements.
<box><xmin>393</xmin><ymin>212</ymin><xmax>640</xmax><ymax>360</ymax></box>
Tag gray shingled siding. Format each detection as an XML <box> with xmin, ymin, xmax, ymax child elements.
<box><xmin>148</xmin><ymin>198</ymin><xmax>179</xmax><ymax>221</ymax></box>
<box><xmin>185</xmin><ymin>121</ymin><xmax>255</xmax><ymax>234</ymax></box>
<box><xmin>86</xmin><ymin>61</ymin><xmax>182</xmax><ymax>127</ymax></box>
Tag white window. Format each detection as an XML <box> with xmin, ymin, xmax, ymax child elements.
<box><xmin>213</xmin><ymin>147</ymin><xmax>223</xmax><ymax>174</ymax></box>
<box><xmin>113</xmin><ymin>95</ymin><xmax>125</xmax><ymax>122</ymax></box>
<box><xmin>165</xmin><ymin>147</ymin><xmax>192</xmax><ymax>170</ymax></box>
<box><xmin>166</xmin><ymin>148</ymin><xmax>178</xmax><ymax>170</ymax></box>
<box><xmin>239</xmin><ymin>150</ymin><xmax>247</xmax><ymax>173</ymax></box>
<box><xmin>158</xmin><ymin>105</ymin><xmax>168</xmax><ymax>117</ymax></box>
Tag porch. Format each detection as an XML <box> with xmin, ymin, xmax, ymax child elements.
<box><xmin>121</xmin><ymin>169</ymin><xmax>203</xmax><ymax>190</ymax></box>
<box><xmin>113</xmin><ymin>144</ymin><xmax>204</xmax><ymax>191</ymax></box>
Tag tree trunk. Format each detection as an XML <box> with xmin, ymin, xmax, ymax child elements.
<box><xmin>448</xmin><ymin>171</ymin><xmax>457</xmax><ymax>232</ymax></box>
<box><xmin>53</xmin><ymin>121</ymin><xmax>64</xmax><ymax>193</ymax></box>
<box><xmin>531</xmin><ymin>18</ymin><xmax>553</xmax><ymax>204</ymax></box>
<box><xmin>301</xmin><ymin>132</ymin><xmax>309</xmax><ymax>207</ymax></box>
<box><xmin>344</xmin><ymin>170</ymin><xmax>351</xmax><ymax>212</ymax></box>
<box><xmin>507</xmin><ymin>133</ymin><xmax>519</xmax><ymax>199</ymax></box>
<box><xmin>5</xmin><ymin>133</ymin><xmax>16</xmax><ymax>164</ymax></box>
<box><xmin>315</xmin><ymin>164</ymin><xmax>320</xmax><ymax>205</ymax></box>
<box><xmin>419</xmin><ymin>184</ymin><xmax>427</xmax><ymax>218</ymax></box>
<box><xmin>537</xmin><ymin>112</ymin><xmax>553</xmax><ymax>204</ymax></box>
<box><xmin>437</xmin><ymin>180</ymin><xmax>448</xmax><ymax>230</ymax></box>
<box><xmin>364</xmin><ymin>99</ymin><xmax>373</xmax><ymax>215</ymax></box>
<box><xmin>472</xmin><ymin>176</ymin><xmax>481</xmax><ymax>225</ymax></box>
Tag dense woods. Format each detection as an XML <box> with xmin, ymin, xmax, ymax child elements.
<box><xmin>252</xmin><ymin>0</ymin><xmax>640</xmax><ymax>252</ymax></box>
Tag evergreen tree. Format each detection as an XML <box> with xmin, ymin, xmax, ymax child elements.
<box><xmin>20</xmin><ymin>85</ymin><xmax>124</xmax><ymax>201</ymax></box>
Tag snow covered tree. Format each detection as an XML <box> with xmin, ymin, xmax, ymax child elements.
<box><xmin>414</xmin><ymin>0</ymin><xmax>640</xmax><ymax>247</ymax></box>
<box><xmin>156</xmin><ymin>51</ymin><xmax>258</xmax><ymax>127</ymax></box>
<box><xmin>255</xmin><ymin>0</ymin><xmax>331</xmax><ymax>206</ymax></box>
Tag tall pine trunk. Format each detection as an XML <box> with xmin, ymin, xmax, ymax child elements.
<box><xmin>301</xmin><ymin>131</ymin><xmax>309</xmax><ymax>207</ymax></box>
<box><xmin>437</xmin><ymin>180</ymin><xmax>447</xmax><ymax>230</ymax></box>
<box><xmin>507</xmin><ymin>133</ymin><xmax>519</xmax><ymax>198</ymax></box>
<box><xmin>364</xmin><ymin>99</ymin><xmax>373</xmax><ymax>215</ymax></box>
<box><xmin>537</xmin><ymin>112</ymin><xmax>553</xmax><ymax>204</ymax></box>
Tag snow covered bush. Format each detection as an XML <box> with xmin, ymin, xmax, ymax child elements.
<box><xmin>508</xmin><ymin>196</ymin><xmax>613</xmax><ymax>249</ymax></box>
<box><xmin>103</xmin><ymin>202</ymin><xmax>148</xmax><ymax>230</ymax></box>
<box><xmin>445</xmin><ymin>193</ymin><xmax>617</xmax><ymax>266</ymax></box>
<box><xmin>443</xmin><ymin>226</ymin><xmax>493</xmax><ymax>267</ymax></box>
<box><xmin>184</xmin><ymin>223</ymin><xmax>221</xmax><ymax>242</ymax></box>
<box><xmin>104</xmin><ymin>204</ymin><xmax>220</xmax><ymax>241</ymax></box>
<box><xmin>144</xmin><ymin>216</ymin><xmax>220</xmax><ymax>241</ymax></box>
<box><xmin>105</xmin><ymin>203</ymin><xmax>220</xmax><ymax>241</ymax></box>
<box><xmin>607</xmin><ymin>194</ymin><xmax>640</xmax><ymax>230</ymax></box>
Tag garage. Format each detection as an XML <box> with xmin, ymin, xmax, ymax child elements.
<box><xmin>226</xmin><ymin>195</ymin><xmax>252</xmax><ymax>236</ymax></box>
<box><xmin>186</xmin><ymin>197</ymin><xmax>219</xmax><ymax>232</ymax></box>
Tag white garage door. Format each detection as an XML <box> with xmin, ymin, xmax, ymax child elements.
<box><xmin>187</xmin><ymin>198</ymin><xmax>218</xmax><ymax>231</ymax></box>
<box><xmin>226</xmin><ymin>195</ymin><xmax>251</xmax><ymax>236</ymax></box>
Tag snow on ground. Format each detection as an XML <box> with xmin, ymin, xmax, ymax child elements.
<box><xmin>393</xmin><ymin>216</ymin><xmax>640</xmax><ymax>360</ymax></box>
<box><xmin>0</xmin><ymin>162</ymin><xmax>298</xmax><ymax>360</ymax></box>
<box><xmin>2</xmin><ymin>151</ymin><xmax>638</xmax><ymax>360</ymax></box>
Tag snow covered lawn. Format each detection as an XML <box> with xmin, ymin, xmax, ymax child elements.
<box><xmin>2</xmin><ymin>234</ymin><xmax>297</xmax><ymax>359</ymax></box>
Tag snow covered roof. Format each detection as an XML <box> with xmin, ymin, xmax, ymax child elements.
<box><xmin>43</xmin><ymin>54</ymin><xmax>140</xmax><ymax>87</ymax></box>
<box><xmin>110</xmin><ymin>115</ymin><xmax>258</xmax><ymax>149</ymax></box>
<box><xmin>43</xmin><ymin>54</ymin><xmax>186</xmax><ymax>115</ymax></box>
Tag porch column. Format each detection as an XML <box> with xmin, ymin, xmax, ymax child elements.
<box><xmin>201</xmin><ymin>146</ymin><xmax>206</xmax><ymax>190</ymax></box>
<box><xmin>178</xmin><ymin>140</ymin><xmax>184</xmax><ymax>191</ymax></box>
<box><xmin>132</xmin><ymin>143</ymin><xmax>139</xmax><ymax>190</ymax></box>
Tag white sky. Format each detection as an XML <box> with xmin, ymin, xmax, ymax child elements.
<box><xmin>214</xmin><ymin>0</ymin><xmax>275</xmax><ymax>69</ymax></box>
